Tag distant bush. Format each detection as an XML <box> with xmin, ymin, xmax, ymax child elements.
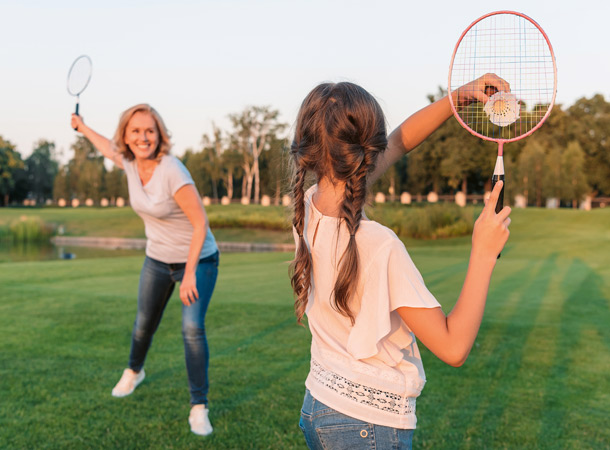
<box><xmin>206</xmin><ymin>205</ymin><xmax>291</xmax><ymax>231</ymax></box>
<box><xmin>0</xmin><ymin>216</ymin><xmax>55</xmax><ymax>244</ymax></box>
<box><xmin>205</xmin><ymin>202</ymin><xmax>475</xmax><ymax>239</ymax></box>
<box><xmin>368</xmin><ymin>203</ymin><xmax>475</xmax><ymax>240</ymax></box>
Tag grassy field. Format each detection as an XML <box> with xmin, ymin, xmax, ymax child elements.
<box><xmin>0</xmin><ymin>207</ymin><xmax>609</xmax><ymax>448</ymax></box>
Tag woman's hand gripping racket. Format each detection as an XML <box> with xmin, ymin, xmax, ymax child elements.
<box><xmin>67</xmin><ymin>55</ymin><xmax>92</xmax><ymax>129</ymax></box>
<box><xmin>448</xmin><ymin>11</ymin><xmax>557</xmax><ymax>257</ymax></box>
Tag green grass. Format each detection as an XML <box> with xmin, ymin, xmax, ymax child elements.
<box><xmin>0</xmin><ymin>208</ymin><xmax>609</xmax><ymax>448</ymax></box>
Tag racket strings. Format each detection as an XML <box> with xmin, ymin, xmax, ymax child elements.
<box><xmin>67</xmin><ymin>56</ymin><xmax>92</xmax><ymax>96</ymax></box>
<box><xmin>450</xmin><ymin>13</ymin><xmax>555</xmax><ymax>141</ymax></box>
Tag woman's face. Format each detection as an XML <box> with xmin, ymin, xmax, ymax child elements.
<box><xmin>124</xmin><ymin>111</ymin><xmax>159</xmax><ymax>160</ymax></box>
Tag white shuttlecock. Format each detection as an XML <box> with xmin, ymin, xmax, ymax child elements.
<box><xmin>483</xmin><ymin>92</ymin><xmax>520</xmax><ymax>127</ymax></box>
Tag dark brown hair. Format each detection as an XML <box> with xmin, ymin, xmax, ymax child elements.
<box><xmin>113</xmin><ymin>103</ymin><xmax>172</xmax><ymax>161</ymax></box>
<box><xmin>289</xmin><ymin>82</ymin><xmax>387</xmax><ymax>324</ymax></box>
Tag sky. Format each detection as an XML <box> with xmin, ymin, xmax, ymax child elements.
<box><xmin>1</xmin><ymin>0</ymin><xmax>609</xmax><ymax>163</ymax></box>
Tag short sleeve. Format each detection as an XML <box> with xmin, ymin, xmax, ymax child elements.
<box><xmin>385</xmin><ymin>240</ymin><xmax>441</xmax><ymax>311</ymax></box>
<box><xmin>166</xmin><ymin>156</ymin><xmax>195</xmax><ymax>196</ymax></box>
<box><xmin>347</xmin><ymin>238</ymin><xmax>441</xmax><ymax>363</ymax></box>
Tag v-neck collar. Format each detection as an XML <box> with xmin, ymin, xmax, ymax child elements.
<box><xmin>135</xmin><ymin>158</ymin><xmax>161</xmax><ymax>188</ymax></box>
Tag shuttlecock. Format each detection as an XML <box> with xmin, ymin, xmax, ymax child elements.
<box><xmin>483</xmin><ymin>92</ymin><xmax>520</xmax><ymax>127</ymax></box>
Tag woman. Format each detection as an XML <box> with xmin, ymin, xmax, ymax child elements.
<box><xmin>289</xmin><ymin>75</ymin><xmax>511</xmax><ymax>448</ymax></box>
<box><xmin>71</xmin><ymin>105</ymin><xmax>218</xmax><ymax>436</ymax></box>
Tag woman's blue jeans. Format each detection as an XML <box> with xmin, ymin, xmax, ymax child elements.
<box><xmin>128</xmin><ymin>252</ymin><xmax>218</xmax><ymax>405</ymax></box>
<box><xmin>299</xmin><ymin>390</ymin><xmax>414</xmax><ymax>450</ymax></box>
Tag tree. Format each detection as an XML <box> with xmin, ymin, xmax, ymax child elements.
<box><xmin>103</xmin><ymin>166</ymin><xmax>128</xmax><ymax>204</ymax></box>
<box><xmin>228</xmin><ymin>106</ymin><xmax>286</xmax><ymax>203</ymax></box>
<box><xmin>566</xmin><ymin>95</ymin><xmax>610</xmax><ymax>196</ymax></box>
<box><xmin>59</xmin><ymin>136</ymin><xmax>105</xmax><ymax>203</ymax></box>
<box><xmin>183</xmin><ymin>148</ymin><xmax>210</xmax><ymax>197</ymax></box>
<box><xmin>201</xmin><ymin>125</ymin><xmax>224</xmax><ymax>201</ymax></box>
<box><xmin>221</xmin><ymin>147</ymin><xmax>243</xmax><ymax>200</ymax></box>
<box><xmin>560</xmin><ymin>141</ymin><xmax>590</xmax><ymax>208</ymax></box>
<box><xmin>53</xmin><ymin>166</ymin><xmax>70</xmax><ymax>202</ymax></box>
<box><xmin>517</xmin><ymin>138</ymin><xmax>546</xmax><ymax>207</ymax></box>
<box><xmin>259</xmin><ymin>134</ymin><xmax>288</xmax><ymax>204</ymax></box>
<box><xmin>25</xmin><ymin>140</ymin><xmax>59</xmax><ymax>204</ymax></box>
<box><xmin>0</xmin><ymin>137</ymin><xmax>25</xmax><ymax>206</ymax></box>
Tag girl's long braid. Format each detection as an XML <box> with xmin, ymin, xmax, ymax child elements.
<box><xmin>290</xmin><ymin>165</ymin><xmax>312</xmax><ymax>324</ymax></box>
<box><xmin>334</xmin><ymin>145</ymin><xmax>377</xmax><ymax>323</ymax></box>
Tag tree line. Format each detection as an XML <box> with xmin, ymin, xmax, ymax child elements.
<box><xmin>1</xmin><ymin>94</ymin><xmax>609</xmax><ymax>208</ymax></box>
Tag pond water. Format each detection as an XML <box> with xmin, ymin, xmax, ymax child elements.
<box><xmin>0</xmin><ymin>242</ymin><xmax>144</xmax><ymax>263</ymax></box>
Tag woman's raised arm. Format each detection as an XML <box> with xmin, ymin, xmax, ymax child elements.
<box><xmin>71</xmin><ymin>114</ymin><xmax>124</xmax><ymax>169</ymax></box>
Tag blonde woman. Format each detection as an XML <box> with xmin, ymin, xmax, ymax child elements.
<box><xmin>71</xmin><ymin>105</ymin><xmax>218</xmax><ymax>436</ymax></box>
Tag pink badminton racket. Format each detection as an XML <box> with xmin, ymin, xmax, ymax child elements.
<box><xmin>448</xmin><ymin>11</ymin><xmax>557</xmax><ymax>224</ymax></box>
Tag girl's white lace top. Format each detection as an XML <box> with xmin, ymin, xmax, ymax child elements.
<box><xmin>295</xmin><ymin>185</ymin><xmax>441</xmax><ymax>429</ymax></box>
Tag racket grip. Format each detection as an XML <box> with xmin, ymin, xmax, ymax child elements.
<box><xmin>75</xmin><ymin>103</ymin><xmax>80</xmax><ymax>116</ymax></box>
<box><xmin>491</xmin><ymin>175</ymin><xmax>505</xmax><ymax>259</ymax></box>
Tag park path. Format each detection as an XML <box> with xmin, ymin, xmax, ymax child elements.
<box><xmin>51</xmin><ymin>236</ymin><xmax>295</xmax><ymax>253</ymax></box>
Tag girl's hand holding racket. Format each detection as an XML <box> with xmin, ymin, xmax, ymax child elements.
<box><xmin>454</xmin><ymin>73</ymin><xmax>510</xmax><ymax>108</ymax></box>
<box><xmin>472</xmin><ymin>180</ymin><xmax>511</xmax><ymax>261</ymax></box>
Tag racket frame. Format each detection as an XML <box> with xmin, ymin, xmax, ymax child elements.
<box><xmin>447</xmin><ymin>10</ymin><xmax>558</xmax><ymax>155</ymax></box>
<box><xmin>67</xmin><ymin>55</ymin><xmax>93</xmax><ymax>116</ymax></box>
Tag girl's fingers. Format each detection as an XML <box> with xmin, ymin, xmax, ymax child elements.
<box><xmin>496</xmin><ymin>205</ymin><xmax>512</xmax><ymax>222</ymax></box>
<box><xmin>484</xmin><ymin>181</ymin><xmax>503</xmax><ymax>213</ymax></box>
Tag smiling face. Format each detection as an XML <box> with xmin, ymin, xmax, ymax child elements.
<box><xmin>124</xmin><ymin>112</ymin><xmax>159</xmax><ymax>161</ymax></box>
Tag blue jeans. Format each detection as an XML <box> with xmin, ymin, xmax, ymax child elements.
<box><xmin>128</xmin><ymin>252</ymin><xmax>218</xmax><ymax>405</ymax></box>
<box><xmin>299</xmin><ymin>390</ymin><xmax>414</xmax><ymax>450</ymax></box>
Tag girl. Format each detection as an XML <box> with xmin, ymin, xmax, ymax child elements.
<box><xmin>289</xmin><ymin>76</ymin><xmax>511</xmax><ymax>449</ymax></box>
<box><xmin>71</xmin><ymin>105</ymin><xmax>218</xmax><ymax>436</ymax></box>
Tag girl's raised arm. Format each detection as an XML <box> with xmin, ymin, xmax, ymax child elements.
<box><xmin>370</xmin><ymin>74</ymin><xmax>509</xmax><ymax>184</ymax></box>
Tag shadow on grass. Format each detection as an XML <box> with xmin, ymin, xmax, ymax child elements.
<box><xmin>537</xmin><ymin>258</ymin><xmax>610</xmax><ymax>447</ymax></box>
<box><xmin>417</xmin><ymin>256</ymin><xmax>551</xmax><ymax>448</ymax></box>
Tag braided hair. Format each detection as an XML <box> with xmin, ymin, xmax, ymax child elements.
<box><xmin>289</xmin><ymin>82</ymin><xmax>387</xmax><ymax>324</ymax></box>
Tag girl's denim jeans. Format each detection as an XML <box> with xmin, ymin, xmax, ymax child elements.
<box><xmin>299</xmin><ymin>389</ymin><xmax>414</xmax><ymax>449</ymax></box>
<box><xmin>128</xmin><ymin>251</ymin><xmax>219</xmax><ymax>405</ymax></box>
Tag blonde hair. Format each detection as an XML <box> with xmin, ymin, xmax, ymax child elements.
<box><xmin>113</xmin><ymin>104</ymin><xmax>172</xmax><ymax>161</ymax></box>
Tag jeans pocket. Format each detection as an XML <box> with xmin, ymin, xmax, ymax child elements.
<box><xmin>316</xmin><ymin>423</ymin><xmax>375</xmax><ymax>449</ymax></box>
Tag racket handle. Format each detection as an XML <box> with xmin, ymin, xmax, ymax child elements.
<box><xmin>491</xmin><ymin>174</ymin><xmax>505</xmax><ymax>259</ymax></box>
<box><xmin>73</xmin><ymin>101</ymin><xmax>80</xmax><ymax>131</ymax></box>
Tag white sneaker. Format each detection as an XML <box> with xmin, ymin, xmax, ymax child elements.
<box><xmin>111</xmin><ymin>368</ymin><xmax>145</xmax><ymax>397</ymax></box>
<box><xmin>189</xmin><ymin>405</ymin><xmax>213</xmax><ymax>436</ymax></box>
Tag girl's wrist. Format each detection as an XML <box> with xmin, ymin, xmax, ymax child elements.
<box><xmin>470</xmin><ymin>245</ymin><xmax>498</xmax><ymax>268</ymax></box>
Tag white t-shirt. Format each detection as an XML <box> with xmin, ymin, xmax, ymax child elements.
<box><xmin>123</xmin><ymin>154</ymin><xmax>218</xmax><ymax>263</ymax></box>
<box><xmin>296</xmin><ymin>185</ymin><xmax>441</xmax><ymax>429</ymax></box>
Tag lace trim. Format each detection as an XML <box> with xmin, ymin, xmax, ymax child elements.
<box><xmin>310</xmin><ymin>359</ymin><xmax>416</xmax><ymax>416</ymax></box>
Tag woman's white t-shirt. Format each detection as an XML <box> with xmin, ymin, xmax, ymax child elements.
<box><xmin>123</xmin><ymin>154</ymin><xmax>218</xmax><ymax>263</ymax></box>
<box><xmin>296</xmin><ymin>185</ymin><xmax>441</xmax><ymax>429</ymax></box>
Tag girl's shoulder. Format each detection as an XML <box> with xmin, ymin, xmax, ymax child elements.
<box><xmin>358</xmin><ymin>219</ymin><xmax>404</xmax><ymax>254</ymax></box>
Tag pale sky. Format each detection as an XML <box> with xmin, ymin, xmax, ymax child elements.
<box><xmin>1</xmin><ymin>0</ymin><xmax>608</xmax><ymax>163</ymax></box>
